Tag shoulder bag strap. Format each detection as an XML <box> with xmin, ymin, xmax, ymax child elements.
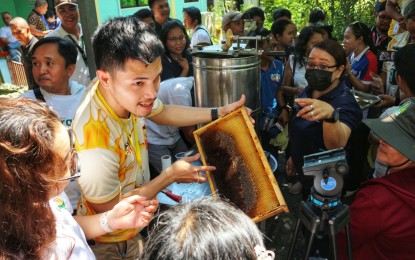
<box><xmin>33</xmin><ymin>88</ymin><xmax>46</xmax><ymax>102</ymax></box>
<box><xmin>67</xmin><ymin>35</ymin><xmax>88</xmax><ymax>65</ymax></box>
<box><xmin>194</xmin><ymin>27</ymin><xmax>213</xmax><ymax>45</ymax></box>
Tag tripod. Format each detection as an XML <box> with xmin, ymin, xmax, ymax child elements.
<box><xmin>287</xmin><ymin>189</ymin><xmax>352</xmax><ymax>260</ymax></box>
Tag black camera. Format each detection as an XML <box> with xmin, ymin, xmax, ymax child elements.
<box><xmin>303</xmin><ymin>148</ymin><xmax>348</xmax><ymax>197</ymax></box>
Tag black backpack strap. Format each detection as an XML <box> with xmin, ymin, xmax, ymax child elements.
<box><xmin>33</xmin><ymin>88</ymin><xmax>46</xmax><ymax>102</ymax></box>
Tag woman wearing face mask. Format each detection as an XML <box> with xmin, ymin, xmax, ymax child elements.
<box><xmin>286</xmin><ymin>39</ymin><xmax>362</xmax><ymax>200</ymax></box>
<box><xmin>160</xmin><ymin>20</ymin><xmax>193</xmax><ymax>81</ymax></box>
<box><xmin>279</xmin><ymin>26</ymin><xmax>324</xmax><ymax>195</ymax></box>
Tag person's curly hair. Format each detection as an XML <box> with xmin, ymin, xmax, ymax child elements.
<box><xmin>0</xmin><ymin>97</ymin><xmax>68</xmax><ymax>259</ymax></box>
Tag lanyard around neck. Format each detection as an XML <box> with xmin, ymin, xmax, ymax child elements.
<box><xmin>96</xmin><ymin>88</ymin><xmax>143</xmax><ymax>168</ymax></box>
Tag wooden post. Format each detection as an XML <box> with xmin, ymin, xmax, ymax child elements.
<box><xmin>77</xmin><ymin>0</ymin><xmax>100</xmax><ymax>79</ymax></box>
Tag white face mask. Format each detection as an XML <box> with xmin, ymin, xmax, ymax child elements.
<box><xmin>373</xmin><ymin>158</ymin><xmax>410</xmax><ymax>178</ymax></box>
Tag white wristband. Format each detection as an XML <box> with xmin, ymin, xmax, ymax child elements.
<box><xmin>99</xmin><ymin>211</ymin><xmax>114</xmax><ymax>233</ymax></box>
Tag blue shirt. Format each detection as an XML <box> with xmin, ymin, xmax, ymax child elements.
<box><xmin>347</xmin><ymin>48</ymin><xmax>378</xmax><ymax>86</ymax></box>
<box><xmin>289</xmin><ymin>80</ymin><xmax>362</xmax><ymax>184</ymax></box>
<box><xmin>260</xmin><ymin>59</ymin><xmax>283</xmax><ymax>110</ymax></box>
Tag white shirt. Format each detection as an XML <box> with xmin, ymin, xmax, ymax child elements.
<box><xmin>46</xmin><ymin>24</ymin><xmax>90</xmax><ymax>86</ymax></box>
<box><xmin>147</xmin><ymin>77</ymin><xmax>194</xmax><ymax>145</ymax></box>
<box><xmin>48</xmin><ymin>194</ymin><xmax>95</xmax><ymax>259</ymax></box>
<box><xmin>20</xmin><ymin>81</ymin><xmax>86</xmax><ymax>127</ymax></box>
<box><xmin>289</xmin><ymin>55</ymin><xmax>308</xmax><ymax>88</ymax></box>
<box><xmin>190</xmin><ymin>25</ymin><xmax>211</xmax><ymax>48</ymax></box>
<box><xmin>21</xmin><ymin>81</ymin><xmax>86</xmax><ymax>211</ymax></box>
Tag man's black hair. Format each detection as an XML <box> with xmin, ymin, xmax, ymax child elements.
<box><xmin>273</xmin><ymin>8</ymin><xmax>291</xmax><ymax>21</ymax></box>
<box><xmin>404</xmin><ymin>0</ymin><xmax>415</xmax><ymax>20</ymax></box>
<box><xmin>133</xmin><ymin>8</ymin><xmax>153</xmax><ymax>20</ymax></box>
<box><xmin>92</xmin><ymin>16</ymin><xmax>164</xmax><ymax>73</ymax></box>
<box><xmin>394</xmin><ymin>44</ymin><xmax>415</xmax><ymax>95</ymax></box>
<box><xmin>309</xmin><ymin>8</ymin><xmax>326</xmax><ymax>24</ymax></box>
<box><xmin>31</xmin><ymin>37</ymin><xmax>77</xmax><ymax>67</ymax></box>
<box><xmin>245</xmin><ymin>7</ymin><xmax>265</xmax><ymax>21</ymax></box>
<box><xmin>375</xmin><ymin>1</ymin><xmax>386</xmax><ymax>13</ymax></box>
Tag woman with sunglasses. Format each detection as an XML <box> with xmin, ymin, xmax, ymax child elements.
<box><xmin>0</xmin><ymin>98</ymin><xmax>158</xmax><ymax>259</ymax></box>
<box><xmin>159</xmin><ymin>20</ymin><xmax>193</xmax><ymax>81</ymax></box>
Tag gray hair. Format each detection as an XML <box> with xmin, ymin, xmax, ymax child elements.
<box><xmin>140</xmin><ymin>197</ymin><xmax>267</xmax><ymax>260</ymax></box>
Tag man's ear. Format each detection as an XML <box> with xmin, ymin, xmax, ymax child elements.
<box><xmin>396</xmin><ymin>74</ymin><xmax>408</xmax><ymax>93</ymax></box>
<box><xmin>96</xmin><ymin>69</ymin><xmax>111</xmax><ymax>87</ymax></box>
<box><xmin>396</xmin><ymin>74</ymin><xmax>413</xmax><ymax>97</ymax></box>
<box><xmin>357</xmin><ymin>35</ymin><xmax>364</xmax><ymax>44</ymax></box>
<box><xmin>66</xmin><ymin>64</ymin><xmax>76</xmax><ymax>77</ymax></box>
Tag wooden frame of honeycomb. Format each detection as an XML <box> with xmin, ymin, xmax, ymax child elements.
<box><xmin>194</xmin><ymin>107</ymin><xmax>288</xmax><ymax>222</ymax></box>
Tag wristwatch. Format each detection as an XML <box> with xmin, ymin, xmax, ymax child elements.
<box><xmin>324</xmin><ymin>109</ymin><xmax>339</xmax><ymax>123</ymax></box>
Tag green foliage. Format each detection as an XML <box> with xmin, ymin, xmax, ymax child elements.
<box><xmin>261</xmin><ymin>0</ymin><xmax>375</xmax><ymax>42</ymax></box>
<box><xmin>120</xmin><ymin>0</ymin><xmax>147</xmax><ymax>8</ymax></box>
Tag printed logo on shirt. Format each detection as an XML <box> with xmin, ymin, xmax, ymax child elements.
<box><xmin>53</xmin><ymin>196</ymin><xmax>67</xmax><ymax>211</ymax></box>
<box><xmin>393</xmin><ymin>99</ymin><xmax>414</xmax><ymax>118</ymax></box>
<box><xmin>271</xmin><ymin>73</ymin><xmax>281</xmax><ymax>82</ymax></box>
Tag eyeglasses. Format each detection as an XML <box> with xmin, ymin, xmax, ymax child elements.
<box><xmin>57</xmin><ymin>128</ymin><xmax>81</xmax><ymax>182</ymax></box>
<box><xmin>306</xmin><ymin>62</ymin><xmax>337</xmax><ymax>71</ymax></box>
<box><xmin>167</xmin><ymin>35</ymin><xmax>186</xmax><ymax>43</ymax></box>
<box><xmin>57</xmin><ymin>6</ymin><xmax>77</xmax><ymax>15</ymax></box>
